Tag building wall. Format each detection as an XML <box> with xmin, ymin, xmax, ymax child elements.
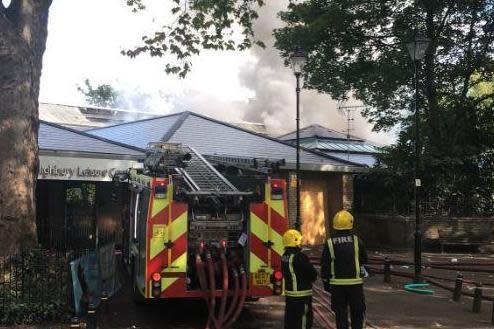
<box><xmin>342</xmin><ymin>174</ymin><xmax>354</xmax><ymax>210</ymax></box>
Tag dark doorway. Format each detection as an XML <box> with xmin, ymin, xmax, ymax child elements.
<box><xmin>36</xmin><ymin>180</ymin><xmax>127</xmax><ymax>252</ymax></box>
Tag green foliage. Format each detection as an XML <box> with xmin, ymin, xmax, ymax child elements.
<box><xmin>1</xmin><ymin>302</ymin><xmax>66</xmax><ymax>325</ymax></box>
<box><xmin>77</xmin><ymin>79</ymin><xmax>118</xmax><ymax>108</ymax></box>
<box><xmin>120</xmin><ymin>0</ymin><xmax>493</xmax><ymax>213</ymax></box>
<box><xmin>0</xmin><ymin>250</ymin><xmax>71</xmax><ymax>325</ymax></box>
<box><xmin>77</xmin><ymin>79</ymin><xmax>154</xmax><ymax>110</ymax></box>
<box><xmin>123</xmin><ymin>0</ymin><xmax>265</xmax><ymax>78</ymax></box>
<box><xmin>275</xmin><ymin>1</ymin><xmax>494</xmax><ymax>214</ymax></box>
<box><xmin>275</xmin><ymin>0</ymin><xmax>494</xmax><ymax>132</ymax></box>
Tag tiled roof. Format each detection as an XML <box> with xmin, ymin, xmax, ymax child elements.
<box><xmin>88</xmin><ymin>112</ymin><xmax>364</xmax><ymax>170</ymax></box>
<box><xmin>278</xmin><ymin>124</ymin><xmax>364</xmax><ymax>141</ymax></box>
<box><xmin>89</xmin><ymin>113</ymin><xmax>185</xmax><ymax>149</ymax></box>
<box><xmin>39</xmin><ymin>121</ymin><xmax>144</xmax><ymax>156</ymax></box>
<box><xmin>168</xmin><ymin>115</ymin><xmax>352</xmax><ymax>167</ymax></box>
<box><xmin>39</xmin><ymin>103</ymin><xmax>159</xmax><ymax>130</ymax></box>
<box><xmin>300</xmin><ymin>140</ymin><xmax>380</xmax><ymax>154</ymax></box>
<box><xmin>323</xmin><ymin>152</ymin><xmax>377</xmax><ymax>167</ymax></box>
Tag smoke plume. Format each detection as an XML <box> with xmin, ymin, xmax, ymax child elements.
<box><xmin>239</xmin><ymin>1</ymin><xmax>391</xmax><ymax>144</ymax></box>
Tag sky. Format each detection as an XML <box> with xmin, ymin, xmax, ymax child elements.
<box><xmin>39</xmin><ymin>0</ymin><xmax>393</xmax><ymax>144</ymax></box>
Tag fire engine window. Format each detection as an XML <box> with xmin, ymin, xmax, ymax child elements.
<box><xmin>137</xmin><ymin>191</ymin><xmax>149</xmax><ymax>243</ymax></box>
<box><xmin>137</xmin><ymin>190</ymin><xmax>150</xmax><ymax>277</ymax></box>
<box><xmin>133</xmin><ymin>192</ymin><xmax>140</xmax><ymax>240</ymax></box>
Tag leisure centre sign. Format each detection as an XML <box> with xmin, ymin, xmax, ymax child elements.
<box><xmin>39</xmin><ymin>155</ymin><xmax>140</xmax><ymax>182</ymax></box>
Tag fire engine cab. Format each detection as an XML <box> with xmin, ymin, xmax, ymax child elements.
<box><xmin>116</xmin><ymin>143</ymin><xmax>288</xmax><ymax>329</ymax></box>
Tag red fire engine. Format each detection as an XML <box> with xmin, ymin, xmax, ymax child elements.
<box><xmin>118</xmin><ymin>143</ymin><xmax>288</xmax><ymax>329</ymax></box>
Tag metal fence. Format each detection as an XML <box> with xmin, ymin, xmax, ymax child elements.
<box><xmin>354</xmin><ymin>176</ymin><xmax>494</xmax><ymax>217</ymax></box>
<box><xmin>0</xmin><ymin>249</ymin><xmax>88</xmax><ymax>325</ymax></box>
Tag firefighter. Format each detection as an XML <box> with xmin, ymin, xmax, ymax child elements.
<box><xmin>321</xmin><ymin>210</ymin><xmax>368</xmax><ymax>329</ymax></box>
<box><xmin>282</xmin><ymin>229</ymin><xmax>318</xmax><ymax>329</ymax></box>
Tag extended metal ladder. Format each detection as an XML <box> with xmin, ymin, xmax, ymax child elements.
<box><xmin>177</xmin><ymin>146</ymin><xmax>238</xmax><ymax>193</ymax></box>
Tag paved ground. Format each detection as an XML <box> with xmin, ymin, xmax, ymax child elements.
<box><xmin>98</xmin><ymin>268</ymin><xmax>288</xmax><ymax>329</ymax></box>
<box><xmin>4</xmin><ymin>251</ymin><xmax>494</xmax><ymax>329</ymax></box>
<box><xmin>365</xmin><ymin>275</ymin><xmax>492</xmax><ymax>329</ymax></box>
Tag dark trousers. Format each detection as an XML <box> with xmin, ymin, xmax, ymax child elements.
<box><xmin>284</xmin><ymin>296</ymin><xmax>313</xmax><ymax>329</ymax></box>
<box><xmin>330</xmin><ymin>284</ymin><xmax>366</xmax><ymax>329</ymax></box>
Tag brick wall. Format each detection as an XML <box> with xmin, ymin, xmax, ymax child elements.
<box><xmin>342</xmin><ymin>174</ymin><xmax>354</xmax><ymax>210</ymax></box>
<box><xmin>286</xmin><ymin>171</ymin><xmax>297</xmax><ymax>228</ymax></box>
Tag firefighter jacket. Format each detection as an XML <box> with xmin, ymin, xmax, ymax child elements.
<box><xmin>321</xmin><ymin>231</ymin><xmax>368</xmax><ymax>286</ymax></box>
<box><xmin>282</xmin><ymin>247</ymin><xmax>318</xmax><ymax>297</ymax></box>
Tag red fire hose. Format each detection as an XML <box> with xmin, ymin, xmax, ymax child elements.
<box><xmin>224</xmin><ymin>267</ymin><xmax>247</xmax><ymax>329</ymax></box>
<box><xmin>195</xmin><ymin>247</ymin><xmax>248</xmax><ymax>329</ymax></box>
<box><xmin>223</xmin><ymin>269</ymin><xmax>239</xmax><ymax>322</ymax></box>
<box><xmin>218</xmin><ymin>251</ymin><xmax>229</xmax><ymax>326</ymax></box>
<box><xmin>206</xmin><ymin>251</ymin><xmax>220</xmax><ymax>329</ymax></box>
<box><xmin>195</xmin><ymin>252</ymin><xmax>219</xmax><ymax>329</ymax></box>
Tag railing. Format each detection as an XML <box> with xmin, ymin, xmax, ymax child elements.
<box><xmin>0</xmin><ymin>249</ymin><xmax>88</xmax><ymax>325</ymax></box>
<box><xmin>354</xmin><ymin>197</ymin><xmax>494</xmax><ymax>217</ymax></box>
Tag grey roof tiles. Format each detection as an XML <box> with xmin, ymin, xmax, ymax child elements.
<box><xmin>87</xmin><ymin>112</ymin><xmax>362</xmax><ymax>170</ymax></box>
<box><xmin>39</xmin><ymin>121</ymin><xmax>144</xmax><ymax>156</ymax></box>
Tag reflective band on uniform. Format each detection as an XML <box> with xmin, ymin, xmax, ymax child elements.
<box><xmin>353</xmin><ymin>234</ymin><xmax>360</xmax><ymax>279</ymax></box>
<box><xmin>288</xmin><ymin>254</ymin><xmax>297</xmax><ymax>291</ymax></box>
<box><xmin>327</xmin><ymin>239</ymin><xmax>335</xmax><ymax>279</ymax></box>
<box><xmin>285</xmin><ymin>289</ymin><xmax>312</xmax><ymax>297</ymax></box>
<box><xmin>302</xmin><ymin>303</ymin><xmax>308</xmax><ymax>329</ymax></box>
<box><xmin>329</xmin><ymin>278</ymin><xmax>363</xmax><ymax>285</ymax></box>
<box><xmin>327</xmin><ymin>235</ymin><xmax>363</xmax><ymax>285</ymax></box>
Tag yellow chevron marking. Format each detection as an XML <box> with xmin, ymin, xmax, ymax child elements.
<box><xmin>250</xmin><ymin>213</ymin><xmax>284</xmax><ymax>256</ymax></box>
<box><xmin>164</xmin><ymin>252</ymin><xmax>187</xmax><ymax>273</ymax></box>
<box><xmin>249</xmin><ymin>252</ymin><xmax>271</xmax><ymax>274</ymax></box>
<box><xmin>251</xmin><ymin>212</ymin><xmax>267</xmax><ymax>241</ymax></box>
<box><xmin>150</xmin><ymin>224</ymin><xmax>167</xmax><ymax>259</ymax></box>
<box><xmin>151</xmin><ymin>198</ymin><xmax>168</xmax><ymax>218</ymax></box>
<box><xmin>169</xmin><ymin>211</ymin><xmax>187</xmax><ymax>241</ymax></box>
<box><xmin>271</xmin><ymin>199</ymin><xmax>286</xmax><ymax>218</ymax></box>
<box><xmin>160</xmin><ymin>278</ymin><xmax>179</xmax><ymax>294</ymax></box>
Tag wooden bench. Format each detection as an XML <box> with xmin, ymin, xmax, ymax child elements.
<box><xmin>437</xmin><ymin>227</ymin><xmax>491</xmax><ymax>253</ymax></box>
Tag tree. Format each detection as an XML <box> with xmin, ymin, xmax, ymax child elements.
<box><xmin>77</xmin><ymin>79</ymin><xmax>119</xmax><ymax>108</ymax></box>
<box><xmin>273</xmin><ymin>1</ymin><xmax>494</xmax><ymax>215</ymax></box>
<box><xmin>0</xmin><ymin>0</ymin><xmax>267</xmax><ymax>256</ymax></box>
<box><xmin>77</xmin><ymin>79</ymin><xmax>154</xmax><ymax>111</ymax></box>
<box><xmin>2</xmin><ymin>0</ymin><xmax>491</xmax><ymax>255</ymax></box>
<box><xmin>123</xmin><ymin>0</ymin><xmax>265</xmax><ymax>77</ymax></box>
<box><xmin>0</xmin><ymin>0</ymin><xmax>53</xmax><ymax>256</ymax></box>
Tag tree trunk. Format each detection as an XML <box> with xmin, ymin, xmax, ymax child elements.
<box><xmin>0</xmin><ymin>0</ymin><xmax>52</xmax><ymax>257</ymax></box>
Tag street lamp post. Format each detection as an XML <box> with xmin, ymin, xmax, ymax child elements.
<box><xmin>406</xmin><ymin>35</ymin><xmax>430</xmax><ymax>283</ymax></box>
<box><xmin>290</xmin><ymin>48</ymin><xmax>307</xmax><ymax>231</ymax></box>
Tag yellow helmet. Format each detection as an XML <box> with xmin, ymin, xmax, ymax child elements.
<box><xmin>282</xmin><ymin>229</ymin><xmax>303</xmax><ymax>247</ymax></box>
<box><xmin>333</xmin><ymin>210</ymin><xmax>354</xmax><ymax>230</ymax></box>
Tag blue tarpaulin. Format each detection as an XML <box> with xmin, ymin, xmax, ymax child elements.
<box><xmin>70</xmin><ymin>244</ymin><xmax>121</xmax><ymax>316</ymax></box>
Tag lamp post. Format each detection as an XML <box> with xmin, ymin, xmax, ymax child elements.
<box><xmin>290</xmin><ymin>48</ymin><xmax>307</xmax><ymax>231</ymax></box>
<box><xmin>406</xmin><ymin>35</ymin><xmax>430</xmax><ymax>283</ymax></box>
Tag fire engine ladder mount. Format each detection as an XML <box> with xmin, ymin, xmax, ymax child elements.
<box><xmin>204</xmin><ymin>154</ymin><xmax>286</xmax><ymax>174</ymax></box>
<box><xmin>175</xmin><ymin>146</ymin><xmax>244</xmax><ymax>194</ymax></box>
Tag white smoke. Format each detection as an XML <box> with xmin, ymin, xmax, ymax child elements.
<box><xmin>238</xmin><ymin>1</ymin><xmax>392</xmax><ymax>144</ymax></box>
